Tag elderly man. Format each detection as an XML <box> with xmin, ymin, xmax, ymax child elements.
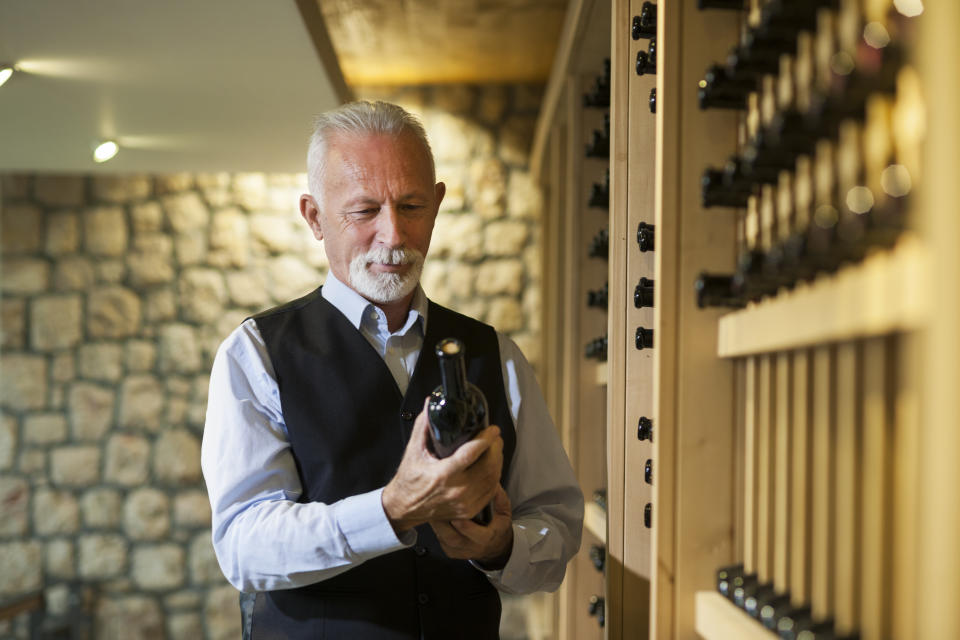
<box><xmin>201</xmin><ymin>101</ymin><xmax>583</xmax><ymax>639</ymax></box>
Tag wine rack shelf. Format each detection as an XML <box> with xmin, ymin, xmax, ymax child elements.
<box><xmin>717</xmin><ymin>234</ymin><xmax>930</xmax><ymax>357</ymax></box>
<box><xmin>595</xmin><ymin>362</ymin><xmax>608</xmax><ymax>386</ymax></box>
<box><xmin>694</xmin><ymin>592</ymin><xmax>777</xmax><ymax>640</ymax></box>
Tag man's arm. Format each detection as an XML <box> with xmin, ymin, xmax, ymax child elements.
<box><xmin>201</xmin><ymin>321</ymin><xmax>413</xmax><ymax>592</ymax></box>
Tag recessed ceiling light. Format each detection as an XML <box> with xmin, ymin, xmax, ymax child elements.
<box><xmin>0</xmin><ymin>65</ymin><xmax>14</xmax><ymax>88</ymax></box>
<box><xmin>93</xmin><ymin>140</ymin><xmax>119</xmax><ymax>163</ymax></box>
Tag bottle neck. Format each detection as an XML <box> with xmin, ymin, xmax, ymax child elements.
<box><xmin>438</xmin><ymin>352</ymin><xmax>468</xmax><ymax>400</ymax></box>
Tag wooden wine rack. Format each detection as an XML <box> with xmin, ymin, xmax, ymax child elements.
<box><xmin>534</xmin><ymin>0</ymin><xmax>960</xmax><ymax>639</ymax></box>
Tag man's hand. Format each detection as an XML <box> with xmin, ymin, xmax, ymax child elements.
<box><xmin>382</xmin><ymin>399</ymin><xmax>503</xmax><ymax>533</ymax></box>
<box><xmin>431</xmin><ymin>485</ymin><xmax>513</xmax><ymax>569</ymax></box>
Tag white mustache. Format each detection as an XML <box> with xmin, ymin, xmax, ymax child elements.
<box><xmin>363</xmin><ymin>247</ymin><xmax>423</xmax><ymax>266</ymax></box>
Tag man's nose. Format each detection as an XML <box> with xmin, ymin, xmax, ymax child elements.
<box><xmin>375</xmin><ymin>206</ymin><xmax>404</xmax><ymax>247</ymax></box>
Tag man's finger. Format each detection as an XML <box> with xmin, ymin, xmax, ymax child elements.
<box><xmin>443</xmin><ymin>426</ymin><xmax>499</xmax><ymax>469</ymax></box>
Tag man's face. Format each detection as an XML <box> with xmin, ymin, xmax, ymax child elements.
<box><xmin>300</xmin><ymin>132</ymin><xmax>445</xmax><ymax>304</ymax></box>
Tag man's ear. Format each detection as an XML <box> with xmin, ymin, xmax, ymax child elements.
<box><xmin>434</xmin><ymin>182</ymin><xmax>446</xmax><ymax>211</ymax></box>
<box><xmin>299</xmin><ymin>194</ymin><xmax>324</xmax><ymax>241</ymax></box>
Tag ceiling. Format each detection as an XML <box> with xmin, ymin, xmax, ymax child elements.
<box><xmin>0</xmin><ymin>0</ymin><xmax>564</xmax><ymax>175</ymax></box>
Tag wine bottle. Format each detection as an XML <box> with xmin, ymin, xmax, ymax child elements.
<box><xmin>637</xmin><ymin>222</ymin><xmax>655</xmax><ymax>252</ymax></box>
<box><xmin>587</xmin><ymin>282</ymin><xmax>609</xmax><ymax>309</ymax></box>
<box><xmin>584</xmin><ymin>336</ymin><xmax>608</xmax><ymax>362</ymax></box>
<box><xmin>589</xmin><ymin>544</ymin><xmax>606</xmax><ymax>572</ymax></box>
<box><xmin>644</xmin><ymin>459</ymin><xmax>653</xmax><ymax>484</ymax></box>
<box><xmin>589</xmin><ymin>169</ymin><xmax>610</xmax><ymax>208</ymax></box>
<box><xmin>716</xmin><ymin>564</ymin><xmax>744</xmax><ymax>598</ymax></box>
<box><xmin>698</xmin><ymin>0</ymin><xmax>744</xmax><ymax>9</ymax></box>
<box><xmin>427</xmin><ymin>338</ymin><xmax>493</xmax><ymax>525</ymax></box>
<box><xmin>632</xmin><ymin>2</ymin><xmax>657</xmax><ymax>40</ymax></box>
<box><xmin>649</xmin><ymin>87</ymin><xmax>657</xmax><ymax>113</ymax></box>
<box><xmin>637</xmin><ymin>416</ymin><xmax>653</xmax><ymax>441</ymax></box>
<box><xmin>643</xmin><ymin>503</ymin><xmax>652</xmax><ymax>528</ymax></box>
<box><xmin>588</xmin><ymin>595</ymin><xmax>606</xmax><ymax>628</ymax></box>
<box><xmin>588</xmin><ymin>228</ymin><xmax>609</xmax><ymax>259</ymax></box>
<box><xmin>636</xmin><ymin>39</ymin><xmax>657</xmax><ymax>76</ymax></box>
<box><xmin>583</xmin><ymin>58</ymin><xmax>611</xmax><ymax>108</ymax></box>
<box><xmin>585</xmin><ymin>113</ymin><xmax>610</xmax><ymax>157</ymax></box>
<box><xmin>634</xmin><ymin>277</ymin><xmax>654</xmax><ymax>308</ymax></box>
<box><xmin>695</xmin><ymin>273</ymin><xmax>746</xmax><ymax>309</ymax></box>
<box><xmin>635</xmin><ymin>327</ymin><xmax>654</xmax><ymax>350</ymax></box>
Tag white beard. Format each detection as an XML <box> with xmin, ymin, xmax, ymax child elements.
<box><xmin>348</xmin><ymin>246</ymin><xmax>424</xmax><ymax>303</ymax></box>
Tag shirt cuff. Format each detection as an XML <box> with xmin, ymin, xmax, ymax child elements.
<box><xmin>469</xmin><ymin>522</ymin><xmax>527</xmax><ymax>584</ymax></box>
<box><xmin>334</xmin><ymin>487</ymin><xmax>417</xmax><ymax>557</ymax></box>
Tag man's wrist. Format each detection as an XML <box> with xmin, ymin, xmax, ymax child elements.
<box><xmin>474</xmin><ymin>527</ymin><xmax>514</xmax><ymax>571</ymax></box>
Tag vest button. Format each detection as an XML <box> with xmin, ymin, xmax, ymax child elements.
<box><xmin>400</xmin><ymin>410</ymin><xmax>415</xmax><ymax>421</ymax></box>
<box><xmin>414</xmin><ymin>545</ymin><xmax>427</xmax><ymax>556</ymax></box>
<box><xmin>418</xmin><ymin>593</ymin><xmax>429</xmax><ymax>605</ymax></box>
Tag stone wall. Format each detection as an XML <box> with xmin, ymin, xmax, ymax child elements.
<box><xmin>0</xmin><ymin>83</ymin><xmax>544</xmax><ymax>639</ymax></box>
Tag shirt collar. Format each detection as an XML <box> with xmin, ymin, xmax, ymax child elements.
<box><xmin>321</xmin><ymin>271</ymin><xmax>428</xmax><ymax>334</ymax></box>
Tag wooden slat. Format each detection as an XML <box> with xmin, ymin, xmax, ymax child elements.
<box><xmin>734</xmin><ymin>358</ymin><xmax>748</xmax><ymax>567</ymax></box>
<box><xmin>809</xmin><ymin>346</ymin><xmax>834</xmax><ymax>621</ymax></box>
<box><xmin>716</xmin><ymin>235</ymin><xmax>930</xmax><ymax>357</ymax></box>
<box><xmin>833</xmin><ymin>341</ymin><xmax>862</xmax><ymax>636</ymax></box>
<box><xmin>742</xmin><ymin>356</ymin><xmax>758</xmax><ymax>576</ymax></box>
<box><xmin>789</xmin><ymin>350</ymin><xmax>812</xmax><ymax>606</ymax></box>
<box><xmin>773</xmin><ymin>353</ymin><xmax>792</xmax><ymax>592</ymax></box>
<box><xmin>859</xmin><ymin>336</ymin><xmax>892</xmax><ymax>640</ymax></box>
<box><xmin>756</xmin><ymin>355</ymin><xmax>775</xmax><ymax>584</ymax></box>
<box><xmin>694</xmin><ymin>591</ymin><xmax>778</xmax><ymax>640</ymax></box>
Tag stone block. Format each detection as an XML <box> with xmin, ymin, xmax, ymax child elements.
<box><xmin>189</xmin><ymin>533</ymin><xmax>222</xmax><ymax>585</ymax></box>
<box><xmin>0</xmin><ymin>476</ymin><xmax>29</xmax><ymax>537</ymax></box>
<box><xmin>45</xmin><ymin>210</ymin><xmax>80</xmax><ymax>255</ymax></box>
<box><xmin>95</xmin><ymin>258</ymin><xmax>126</xmax><ymax>283</ymax></box>
<box><xmin>158</xmin><ymin>323</ymin><xmax>202</xmax><ymax>373</ymax></box>
<box><xmin>104</xmin><ymin>434</ymin><xmax>150</xmax><ymax>486</ymax></box>
<box><xmin>51</xmin><ymin>352</ymin><xmax>75</xmax><ymax>382</ymax></box>
<box><xmin>155</xmin><ymin>173</ymin><xmax>194</xmax><ymax>194</ymax></box>
<box><xmin>127</xmin><ymin>233</ymin><xmax>175</xmax><ymax>286</ymax></box>
<box><xmin>23</xmin><ymin>413</ymin><xmax>67</xmax><ymax>444</ymax></box>
<box><xmin>88</xmin><ymin>286</ymin><xmax>141</xmax><ymax>338</ymax></box>
<box><xmin>95</xmin><ymin>595</ymin><xmax>163</xmax><ymax>640</ymax></box>
<box><xmin>484</xmin><ymin>220</ymin><xmax>529</xmax><ymax>256</ymax></box>
<box><xmin>487</xmin><ymin>297</ymin><xmax>524</xmax><ymax>333</ymax></box>
<box><xmin>132</xmin><ymin>544</ymin><xmax>185</xmax><ymax>590</ymax></box>
<box><xmin>30</xmin><ymin>295</ymin><xmax>82</xmax><ymax>351</ymax></box>
<box><xmin>196</xmin><ymin>173</ymin><xmax>230</xmax><ymax>190</ymax></box>
<box><xmin>426</xmin><ymin>112</ymin><xmax>473</xmax><ymax>163</ymax></box>
<box><xmin>50</xmin><ymin>446</ymin><xmax>100</xmax><ymax>487</ymax></box>
<box><xmin>83</xmin><ymin>206</ymin><xmax>127</xmax><ymax>256</ymax></box>
<box><xmin>77</xmin><ymin>343</ymin><xmax>124</xmax><ymax>382</ymax></box>
<box><xmin>507</xmin><ymin>170</ymin><xmax>542</xmax><ymax>220</ymax></box>
<box><xmin>154</xmin><ymin>429</ymin><xmax>201</xmax><ymax>485</ymax></box>
<box><xmin>173</xmin><ymin>490</ymin><xmax>211</xmax><ymax>528</ymax></box>
<box><xmin>92</xmin><ymin>174</ymin><xmax>152</xmax><ymax>203</ymax></box>
<box><xmin>165</xmin><ymin>590</ymin><xmax>202</xmax><ymax>610</ymax></box>
<box><xmin>1</xmin><ymin>298</ymin><xmax>25</xmax><ymax>349</ymax></box>
<box><xmin>144</xmin><ymin>288</ymin><xmax>177</xmax><ymax>323</ymax></box>
<box><xmin>68</xmin><ymin>382</ymin><xmax>115</xmax><ymax>440</ymax></box>
<box><xmin>168</xmin><ymin>612</ymin><xmax>204</xmax><ymax>640</ymax></box>
<box><xmin>125</xmin><ymin>340</ymin><xmax>157</xmax><ymax>372</ymax></box>
<box><xmin>81</xmin><ymin>488</ymin><xmax>122</xmax><ymax>529</ymax></box>
<box><xmin>118</xmin><ymin>374</ymin><xmax>165</xmax><ymax>431</ymax></box>
<box><xmin>123</xmin><ymin>488</ymin><xmax>170</xmax><ymax>540</ymax></box>
<box><xmin>0</xmin><ymin>414</ymin><xmax>15</xmax><ymax>470</ymax></box>
<box><xmin>475</xmin><ymin>259</ymin><xmax>525</xmax><ymax>296</ymax></box>
<box><xmin>225</xmin><ymin>270</ymin><xmax>269</xmax><ymax>307</ymax></box>
<box><xmin>174</xmin><ymin>230</ymin><xmax>207</xmax><ymax>265</ymax></box>
<box><xmin>17</xmin><ymin>448</ymin><xmax>45</xmax><ymax>474</ymax></box>
<box><xmin>468</xmin><ymin>157</ymin><xmax>507</xmax><ymax>219</ymax></box>
<box><xmin>429</xmin><ymin>212</ymin><xmax>483</xmax><ymax>260</ymax></box>
<box><xmin>34</xmin><ymin>175</ymin><xmax>85</xmax><ymax>207</ymax></box>
<box><xmin>233</xmin><ymin>173</ymin><xmax>268</xmax><ymax>211</ymax></box>
<box><xmin>420</xmin><ymin>262</ymin><xmax>451</xmax><ymax>307</ymax></box>
<box><xmin>0</xmin><ymin>541</ymin><xmax>42</xmax><ymax>596</ymax></box>
<box><xmin>267</xmin><ymin>255</ymin><xmax>320</xmax><ymax>302</ymax></box>
<box><xmin>0</xmin><ymin>354</ymin><xmax>47</xmax><ymax>410</ymax></box>
<box><xmin>45</xmin><ymin>539</ymin><xmax>75</xmax><ymax>578</ymax></box>
<box><xmin>53</xmin><ymin>255</ymin><xmax>95</xmax><ymax>291</ymax></box>
<box><xmin>208</xmin><ymin>208</ymin><xmax>250</xmax><ymax>268</ymax></box>
<box><xmin>499</xmin><ymin>115</ymin><xmax>537</xmax><ymax>167</ymax></box>
<box><xmin>33</xmin><ymin>488</ymin><xmax>80</xmax><ymax>535</ymax></box>
<box><xmin>1</xmin><ymin>257</ymin><xmax>50</xmax><ymax>293</ymax></box>
<box><xmin>163</xmin><ymin>192</ymin><xmax>209</xmax><ymax>232</ymax></box>
<box><xmin>204</xmin><ymin>585</ymin><xmax>242</xmax><ymax>640</ymax></box>
<box><xmin>1</xmin><ymin>203</ymin><xmax>43</xmax><ymax>254</ymax></box>
<box><xmin>78</xmin><ymin>534</ymin><xmax>127</xmax><ymax>579</ymax></box>
<box><xmin>131</xmin><ymin>201</ymin><xmax>164</xmax><ymax>233</ymax></box>
<box><xmin>250</xmin><ymin>214</ymin><xmax>296</xmax><ymax>253</ymax></box>
<box><xmin>432</xmin><ymin>85</ymin><xmax>476</xmax><ymax>114</ymax></box>
<box><xmin>178</xmin><ymin>268</ymin><xmax>226</xmax><ymax>323</ymax></box>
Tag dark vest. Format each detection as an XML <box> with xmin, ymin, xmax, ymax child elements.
<box><xmin>249</xmin><ymin>287</ymin><xmax>517</xmax><ymax>640</ymax></box>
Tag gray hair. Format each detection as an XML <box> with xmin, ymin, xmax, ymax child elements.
<box><xmin>306</xmin><ymin>100</ymin><xmax>435</xmax><ymax>199</ymax></box>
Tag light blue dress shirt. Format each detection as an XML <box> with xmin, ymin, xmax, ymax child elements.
<box><xmin>201</xmin><ymin>272</ymin><xmax>584</xmax><ymax>594</ymax></box>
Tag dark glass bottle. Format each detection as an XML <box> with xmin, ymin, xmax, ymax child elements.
<box><xmin>632</xmin><ymin>2</ymin><xmax>657</xmax><ymax>40</ymax></box>
<box><xmin>637</xmin><ymin>222</ymin><xmax>655</xmax><ymax>252</ymax></box>
<box><xmin>589</xmin><ymin>544</ymin><xmax>606</xmax><ymax>572</ymax></box>
<box><xmin>637</xmin><ymin>416</ymin><xmax>653</xmax><ymax>441</ymax></box>
<box><xmin>636</xmin><ymin>39</ymin><xmax>657</xmax><ymax>75</ymax></box>
<box><xmin>634</xmin><ymin>277</ymin><xmax>654</xmax><ymax>308</ymax></box>
<box><xmin>587</xmin><ymin>282</ymin><xmax>609</xmax><ymax>309</ymax></box>
<box><xmin>588</xmin><ymin>595</ymin><xmax>606</xmax><ymax>628</ymax></box>
<box><xmin>635</xmin><ymin>327</ymin><xmax>654</xmax><ymax>350</ymax></box>
<box><xmin>588</xmin><ymin>228</ymin><xmax>609</xmax><ymax>259</ymax></box>
<box><xmin>427</xmin><ymin>338</ymin><xmax>492</xmax><ymax>525</ymax></box>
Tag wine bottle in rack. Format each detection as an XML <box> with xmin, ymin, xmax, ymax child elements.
<box><xmin>631</xmin><ymin>2</ymin><xmax>656</xmax><ymax>40</ymax></box>
<box><xmin>635</xmin><ymin>327</ymin><xmax>654</xmax><ymax>350</ymax></box>
<box><xmin>588</xmin><ymin>595</ymin><xmax>605</xmax><ymax>628</ymax></box>
<box><xmin>588</xmin><ymin>169</ymin><xmax>609</xmax><ymax>208</ymax></box>
<box><xmin>697</xmin><ymin>0</ymin><xmax>744</xmax><ymax>9</ymax></box>
<box><xmin>584</xmin><ymin>336</ymin><xmax>608</xmax><ymax>362</ymax></box>
<box><xmin>585</xmin><ymin>113</ymin><xmax>610</xmax><ymax>157</ymax></box>
<box><xmin>649</xmin><ymin>87</ymin><xmax>657</xmax><ymax>113</ymax></box>
<box><xmin>644</xmin><ymin>459</ymin><xmax>653</xmax><ymax>484</ymax></box>
<box><xmin>583</xmin><ymin>58</ymin><xmax>611</xmax><ymax>108</ymax></box>
<box><xmin>643</xmin><ymin>503</ymin><xmax>652</xmax><ymax>528</ymax></box>
<box><xmin>588</xmin><ymin>227</ymin><xmax>609</xmax><ymax>259</ymax></box>
<box><xmin>634</xmin><ymin>277</ymin><xmax>654</xmax><ymax>308</ymax></box>
<box><xmin>635</xmin><ymin>38</ymin><xmax>657</xmax><ymax>76</ymax></box>
<box><xmin>695</xmin><ymin>273</ymin><xmax>747</xmax><ymax>309</ymax></box>
<box><xmin>589</xmin><ymin>544</ymin><xmax>606</xmax><ymax>572</ymax></box>
<box><xmin>637</xmin><ymin>221</ymin><xmax>655</xmax><ymax>252</ymax></box>
<box><xmin>587</xmin><ymin>282</ymin><xmax>609</xmax><ymax>309</ymax></box>
<box><xmin>427</xmin><ymin>338</ymin><xmax>493</xmax><ymax>525</ymax></box>
<box><xmin>637</xmin><ymin>416</ymin><xmax>653</xmax><ymax>441</ymax></box>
